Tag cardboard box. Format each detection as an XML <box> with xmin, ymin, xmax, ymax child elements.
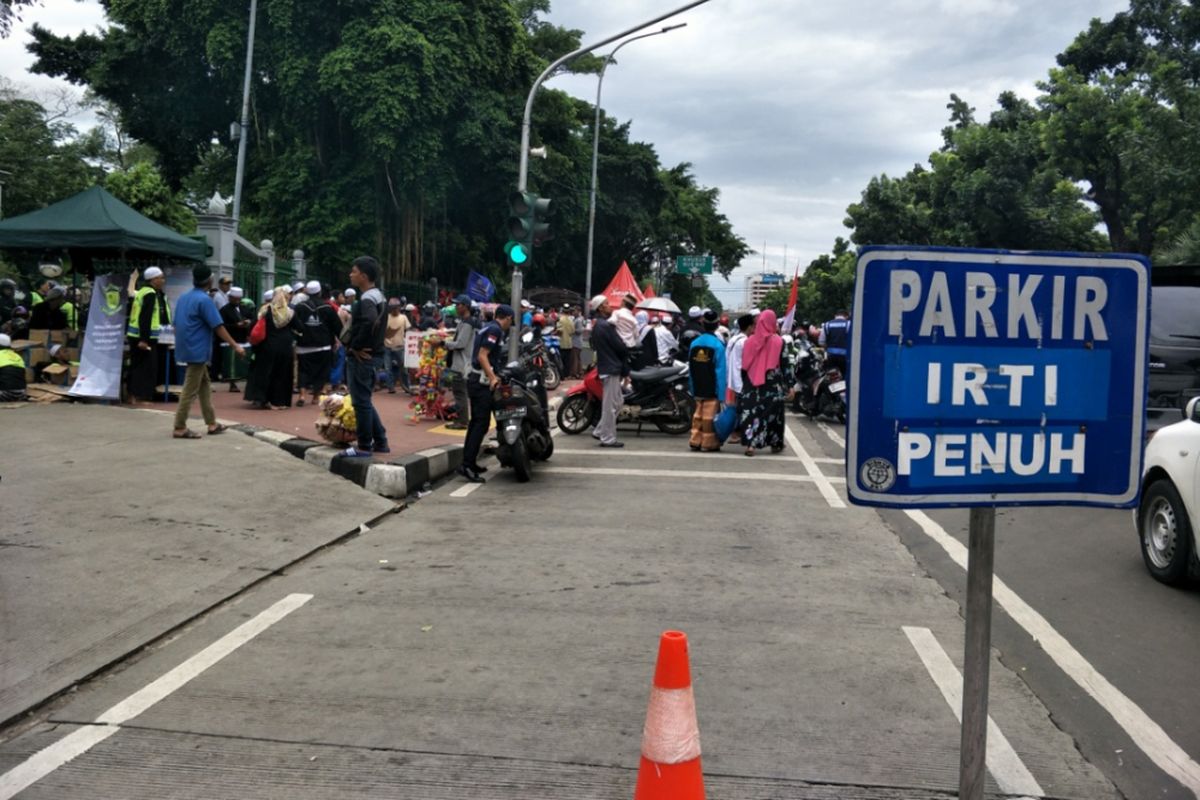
<box><xmin>24</xmin><ymin>329</ymin><xmax>71</xmax><ymax>346</ymax></box>
<box><xmin>41</xmin><ymin>363</ymin><xmax>70</xmax><ymax>386</ymax></box>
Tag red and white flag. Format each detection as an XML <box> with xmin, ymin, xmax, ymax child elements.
<box><xmin>779</xmin><ymin>265</ymin><xmax>800</xmax><ymax>334</ymax></box>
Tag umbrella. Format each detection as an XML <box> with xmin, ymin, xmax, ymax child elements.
<box><xmin>636</xmin><ymin>297</ymin><xmax>681</xmax><ymax>315</ymax></box>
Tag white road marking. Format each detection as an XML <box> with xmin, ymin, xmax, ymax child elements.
<box><xmin>784</xmin><ymin>426</ymin><xmax>845</xmax><ymax>508</ymax></box>
<box><xmin>903</xmin><ymin>626</ymin><xmax>1045</xmax><ymax>798</ymax></box>
<box><xmin>0</xmin><ymin>593</ymin><xmax>313</xmax><ymax>799</ymax></box>
<box><xmin>450</xmin><ymin>481</ymin><xmax>485</xmax><ymax>498</ymax></box>
<box><xmin>905</xmin><ymin>510</ymin><xmax>1200</xmax><ymax>797</ymax></box>
<box><xmin>816</xmin><ymin>420</ymin><xmax>846</xmax><ymax>449</ymax></box>
<box><xmin>540</xmin><ymin>466</ymin><xmax>844</xmax><ymax>484</ymax></box>
<box><xmin>553</xmin><ymin>448</ymin><xmax>801</xmax><ymax>462</ymax></box>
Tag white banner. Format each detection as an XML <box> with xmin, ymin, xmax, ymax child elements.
<box><xmin>69</xmin><ymin>273</ymin><xmax>129</xmax><ymax>399</ymax></box>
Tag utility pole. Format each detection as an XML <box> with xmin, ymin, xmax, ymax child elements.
<box><xmin>231</xmin><ymin>0</ymin><xmax>258</xmax><ymax>232</ymax></box>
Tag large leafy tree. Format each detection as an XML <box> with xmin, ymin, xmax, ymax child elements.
<box><xmin>1039</xmin><ymin>0</ymin><xmax>1200</xmax><ymax>256</ymax></box>
<box><xmin>28</xmin><ymin>0</ymin><xmax>745</xmax><ymax>296</ymax></box>
<box><xmin>0</xmin><ymin>81</ymin><xmax>94</xmax><ymax>217</ymax></box>
<box><xmin>846</xmin><ymin>92</ymin><xmax>1105</xmax><ymax>252</ymax></box>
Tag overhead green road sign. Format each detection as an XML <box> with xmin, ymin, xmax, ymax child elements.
<box><xmin>675</xmin><ymin>255</ymin><xmax>713</xmax><ymax>275</ymax></box>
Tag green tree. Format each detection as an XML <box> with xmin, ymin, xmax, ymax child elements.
<box><xmin>846</xmin><ymin>92</ymin><xmax>1104</xmax><ymax>252</ymax></box>
<box><xmin>104</xmin><ymin>161</ymin><xmax>195</xmax><ymax>233</ymax></box>
<box><xmin>1039</xmin><ymin>0</ymin><xmax>1200</xmax><ymax>256</ymax></box>
<box><xmin>0</xmin><ymin>0</ymin><xmax>39</xmax><ymax>38</ymax></box>
<box><xmin>0</xmin><ymin>81</ymin><xmax>94</xmax><ymax>217</ymax></box>
<box><xmin>28</xmin><ymin>0</ymin><xmax>746</xmax><ymax>297</ymax></box>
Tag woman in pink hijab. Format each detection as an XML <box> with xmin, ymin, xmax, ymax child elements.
<box><xmin>738</xmin><ymin>308</ymin><xmax>786</xmax><ymax>455</ymax></box>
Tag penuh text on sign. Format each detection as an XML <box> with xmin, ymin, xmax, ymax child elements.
<box><xmin>847</xmin><ymin>246</ymin><xmax>1150</xmax><ymax>508</ymax></box>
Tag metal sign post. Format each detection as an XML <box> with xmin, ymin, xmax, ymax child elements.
<box><xmin>959</xmin><ymin>506</ymin><xmax>995</xmax><ymax>800</ymax></box>
<box><xmin>846</xmin><ymin>246</ymin><xmax>1150</xmax><ymax>798</ymax></box>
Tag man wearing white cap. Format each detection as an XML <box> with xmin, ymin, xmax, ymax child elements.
<box><xmin>126</xmin><ymin>266</ymin><xmax>171</xmax><ymax>403</ymax></box>
<box><xmin>343</xmin><ymin>287</ymin><xmax>357</xmax><ymax>313</ymax></box>
<box><xmin>219</xmin><ymin>286</ymin><xmax>252</xmax><ymax>392</ymax></box>
<box><xmin>589</xmin><ymin>294</ymin><xmax>629</xmax><ymax>447</ymax></box>
<box><xmin>0</xmin><ymin>333</ymin><xmax>27</xmax><ymax>401</ymax></box>
<box><xmin>293</xmin><ymin>279</ymin><xmax>340</xmax><ymax>406</ymax></box>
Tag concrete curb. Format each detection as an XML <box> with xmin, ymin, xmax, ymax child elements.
<box><xmin>231</xmin><ymin>423</ymin><xmax>463</xmax><ymax>500</ymax></box>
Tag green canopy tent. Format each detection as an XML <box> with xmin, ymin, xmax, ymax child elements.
<box><xmin>0</xmin><ymin>185</ymin><xmax>204</xmax><ymax>263</ymax></box>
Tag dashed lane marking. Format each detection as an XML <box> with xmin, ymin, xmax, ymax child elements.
<box><xmin>784</xmin><ymin>426</ymin><xmax>845</xmax><ymax>508</ymax></box>
<box><xmin>816</xmin><ymin>420</ymin><xmax>846</xmax><ymax>449</ymax></box>
<box><xmin>905</xmin><ymin>510</ymin><xmax>1200</xmax><ymax>797</ymax></box>
<box><xmin>903</xmin><ymin>626</ymin><xmax>1045</xmax><ymax>798</ymax></box>
<box><xmin>450</xmin><ymin>482</ymin><xmax>485</xmax><ymax>498</ymax></box>
<box><xmin>0</xmin><ymin>593</ymin><xmax>314</xmax><ymax>800</ymax></box>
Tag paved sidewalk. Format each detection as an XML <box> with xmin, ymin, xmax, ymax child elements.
<box><xmin>142</xmin><ymin>379</ymin><xmax>579</xmax><ymax>499</ymax></box>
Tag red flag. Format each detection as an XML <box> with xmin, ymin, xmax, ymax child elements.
<box><xmin>780</xmin><ymin>265</ymin><xmax>800</xmax><ymax>334</ymax></box>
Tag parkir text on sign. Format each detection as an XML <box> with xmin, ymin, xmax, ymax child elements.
<box><xmin>846</xmin><ymin>246</ymin><xmax>1150</xmax><ymax>509</ymax></box>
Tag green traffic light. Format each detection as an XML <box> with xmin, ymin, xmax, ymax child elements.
<box><xmin>505</xmin><ymin>240</ymin><xmax>529</xmax><ymax>265</ymax></box>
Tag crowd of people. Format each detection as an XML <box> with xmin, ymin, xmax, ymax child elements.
<box><xmin>586</xmin><ymin>295</ymin><xmax>850</xmax><ymax>457</ymax></box>
<box><xmin>3</xmin><ymin>260</ymin><xmax>852</xmax><ymax>472</ymax></box>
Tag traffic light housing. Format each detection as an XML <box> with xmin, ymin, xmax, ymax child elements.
<box><xmin>505</xmin><ymin>190</ymin><xmax>551</xmax><ymax>268</ymax></box>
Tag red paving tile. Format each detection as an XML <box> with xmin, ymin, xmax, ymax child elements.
<box><xmin>156</xmin><ymin>378</ymin><xmax>580</xmax><ymax>460</ymax></box>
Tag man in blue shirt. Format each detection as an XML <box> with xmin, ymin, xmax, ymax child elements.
<box><xmin>172</xmin><ymin>265</ymin><xmax>245</xmax><ymax>439</ymax></box>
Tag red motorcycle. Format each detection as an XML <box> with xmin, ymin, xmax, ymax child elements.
<box><xmin>555</xmin><ymin>363</ymin><xmax>694</xmax><ymax>435</ymax></box>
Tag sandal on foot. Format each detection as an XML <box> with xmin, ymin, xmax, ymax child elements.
<box><xmin>173</xmin><ymin>429</ymin><xmax>202</xmax><ymax>440</ymax></box>
<box><xmin>207</xmin><ymin>424</ymin><xmax>228</xmax><ymax>435</ymax></box>
<box><xmin>744</xmin><ymin>448</ymin><xmax>755</xmax><ymax>457</ymax></box>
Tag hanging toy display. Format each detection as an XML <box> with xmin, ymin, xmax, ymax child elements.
<box><xmin>408</xmin><ymin>330</ymin><xmax>451</xmax><ymax>423</ymax></box>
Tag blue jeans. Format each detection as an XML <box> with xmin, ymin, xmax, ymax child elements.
<box><xmin>347</xmin><ymin>355</ymin><xmax>387</xmax><ymax>450</ymax></box>
<box><xmin>383</xmin><ymin>347</ymin><xmax>410</xmax><ymax>391</ymax></box>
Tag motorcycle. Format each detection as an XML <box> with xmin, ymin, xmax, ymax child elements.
<box><xmin>557</xmin><ymin>362</ymin><xmax>695</xmax><ymax>436</ymax></box>
<box><xmin>520</xmin><ymin>330</ymin><xmax>560</xmax><ymax>390</ymax></box>
<box><xmin>792</xmin><ymin>341</ymin><xmax>846</xmax><ymax>422</ymax></box>
<box><xmin>492</xmin><ymin>362</ymin><xmax>553</xmax><ymax>482</ymax></box>
<box><xmin>541</xmin><ymin>328</ymin><xmax>565</xmax><ymax>388</ymax></box>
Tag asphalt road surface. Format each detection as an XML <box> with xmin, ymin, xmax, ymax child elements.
<box><xmin>797</xmin><ymin>413</ymin><xmax>1200</xmax><ymax>800</ymax></box>
<box><xmin>0</xmin><ymin>404</ymin><xmax>1195</xmax><ymax>798</ymax></box>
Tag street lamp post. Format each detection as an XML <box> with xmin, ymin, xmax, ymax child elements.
<box><xmin>584</xmin><ymin>24</ymin><xmax>685</xmax><ymax>311</ymax></box>
<box><xmin>507</xmin><ymin>0</ymin><xmax>711</xmax><ymax>362</ymax></box>
<box><xmin>231</xmin><ymin>0</ymin><xmax>258</xmax><ymax>231</ymax></box>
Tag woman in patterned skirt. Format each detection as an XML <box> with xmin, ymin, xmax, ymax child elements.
<box><xmin>738</xmin><ymin>308</ymin><xmax>786</xmax><ymax>456</ymax></box>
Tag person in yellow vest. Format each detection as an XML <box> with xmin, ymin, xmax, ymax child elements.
<box><xmin>126</xmin><ymin>266</ymin><xmax>171</xmax><ymax>403</ymax></box>
<box><xmin>0</xmin><ymin>333</ymin><xmax>28</xmax><ymax>401</ymax></box>
<box><xmin>29</xmin><ymin>278</ymin><xmax>51</xmax><ymax>307</ymax></box>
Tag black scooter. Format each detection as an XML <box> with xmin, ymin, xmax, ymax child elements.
<box><xmin>792</xmin><ymin>342</ymin><xmax>846</xmax><ymax>422</ymax></box>
<box><xmin>492</xmin><ymin>362</ymin><xmax>553</xmax><ymax>482</ymax></box>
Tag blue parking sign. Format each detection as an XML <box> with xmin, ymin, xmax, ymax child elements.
<box><xmin>847</xmin><ymin>246</ymin><xmax>1150</xmax><ymax>508</ymax></box>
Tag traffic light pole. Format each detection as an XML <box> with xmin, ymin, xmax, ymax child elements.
<box><xmin>509</xmin><ymin>0</ymin><xmax>712</xmax><ymax>362</ymax></box>
<box><xmin>585</xmin><ymin>25</ymin><xmax>685</xmax><ymax>319</ymax></box>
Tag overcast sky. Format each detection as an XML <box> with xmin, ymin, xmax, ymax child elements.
<box><xmin>1</xmin><ymin>0</ymin><xmax>1129</xmax><ymax>306</ymax></box>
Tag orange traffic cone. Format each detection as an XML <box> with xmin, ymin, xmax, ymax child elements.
<box><xmin>633</xmin><ymin>630</ymin><xmax>705</xmax><ymax>799</ymax></box>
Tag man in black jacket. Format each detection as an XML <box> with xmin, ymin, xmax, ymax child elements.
<box><xmin>340</xmin><ymin>256</ymin><xmax>389</xmax><ymax>458</ymax></box>
<box><xmin>294</xmin><ymin>279</ymin><xmax>341</xmax><ymax>406</ymax></box>
<box><xmin>589</xmin><ymin>294</ymin><xmax>629</xmax><ymax>448</ymax></box>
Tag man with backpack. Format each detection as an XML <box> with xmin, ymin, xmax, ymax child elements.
<box><xmin>294</xmin><ymin>280</ymin><xmax>342</xmax><ymax>407</ymax></box>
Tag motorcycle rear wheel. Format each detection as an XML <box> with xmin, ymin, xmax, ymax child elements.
<box><xmin>655</xmin><ymin>395</ymin><xmax>694</xmax><ymax>435</ymax></box>
<box><xmin>556</xmin><ymin>394</ymin><xmax>594</xmax><ymax>435</ymax></box>
<box><xmin>512</xmin><ymin>435</ymin><xmax>532</xmax><ymax>482</ymax></box>
<box><xmin>543</xmin><ymin>363</ymin><xmax>561</xmax><ymax>390</ymax></box>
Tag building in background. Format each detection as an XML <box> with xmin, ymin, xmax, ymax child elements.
<box><xmin>745</xmin><ymin>272</ymin><xmax>785</xmax><ymax>308</ymax></box>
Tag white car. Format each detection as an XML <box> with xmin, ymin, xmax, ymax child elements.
<box><xmin>1137</xmin><ymin>396</ymin><xmax>1200</xmax><ymax>585</ymax></box>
